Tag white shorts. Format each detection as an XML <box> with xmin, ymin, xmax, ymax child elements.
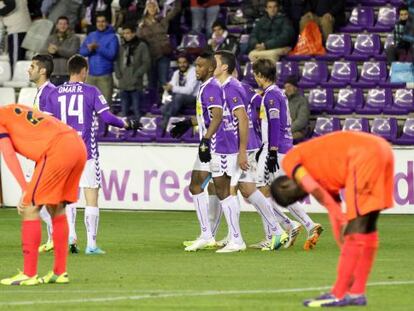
<box><xmin>210</xmin><ymin>153</ymin><xmax>239</xmax><ymax>186</ymax></box>
<box><xmin>256</xmin><ymin>150</ymin><xmax>287</xmax><ymax>187</ymax></box>
<box><xmin>79</xmin><ymin>158</ymin><xmax>101</xmax><ymax>188</ymax></box>
<box><xmin>232</xmin><ymin>150</ymin><xmax>259</xmax><ymax>185</ymax></box>
<box><xmin>192</xmin><ymin>152</ymin><xmax>211</xmax><ymax>172</ymax></box>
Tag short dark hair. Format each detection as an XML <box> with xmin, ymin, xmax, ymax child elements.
<box><xmin>32</xmin><ymin>54</ymin><xmax>54</xmax><ymax>78</ymax></box>
<box><xmin>214</xmin><ymin>50</ymin><xmax>236</xmax><ymax>74</ymax></box>
<box><xmin>399</xmin><ymin>5</ymin><xmax>408</xmax><ymax>12</ymax></box>
<box><xmin>95</xmin><ymin>12</ymin><xmax>107</xmax><ymax>21</ymax></box>
<box><xmin>67</xmin><ymin>54</ymin><xmax>88</xmax><ymax>75</ymax></box>
<box><xmin>212</xmin><ymin>20</ymin><xmax>227</xmax><ymax>31</ymax></box>
<box><xmin>122</xmin><ymin>24</ymin><xmax>137</xmax><ymax>32</ymax></box>
<box><xmin>199</xmin><ymin>51</ymin><xmax>217</xmax><ymax>68</ymax></box>
<box><xmin>266</xmin><ymin>0</ymin><xmax>279</xmax><ymax>7</ymax></box>
<box><xmin>252</xmin><ymin>58</ymin><xmax>276</xmax><ymax>82</ymax></box>
<box><xmin>270</xmin><ymin>176</ymin><xmax>307</xmax><ymax>207</ymax></box>
<box><xmin>57</xmin><ymin>16</ymin><xmax>69</xmax><ymax>23</ymax></box>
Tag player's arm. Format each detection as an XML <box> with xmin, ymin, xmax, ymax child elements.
<box><xmin>0</xmin><ymin>133</ymin><xmax>27</xmax><ymax>191</ymax></box>
<box><xmin>293</xmin><ymin>166</ymin><xmax>346</xmax><ymax>247</ymax></box>
<box><xmin>266</xmin><ymin>95</ymin><xmax>280</xmax><ymax>173</ymax></box>
<box><xmin>233</xmin><ymin>106</ymin><xmax>249</xmax><ymax>170</ymax></box>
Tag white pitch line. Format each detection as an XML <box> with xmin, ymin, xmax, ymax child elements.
<box><xmin>0</xmin><ymin>280</ymin><xmax>413</xmax><ymax>306</ymax></box>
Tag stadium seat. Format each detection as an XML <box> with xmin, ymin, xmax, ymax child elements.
<box><xmin>351</xmin><ymin>61</ymin><xmax>387</xmax><ymax>88</ymax></box>
<box><xmin>370</xmin><ymin>117</ymin><xmax>398</xmax><ymax>142</ymax></box>
<box><xmin>340</xmin><ymin>7</ymin><xmax>375</xmax><ymax>32</ymax></box>
<box><xmin>99</xmin><ymin>126</ymin><xmax>126</xmax><ymax>142</ymax></box>
<box><xmin>125</xmin><ymin>116</ymin><xmax>157</xmax><ymax>142</ymax></box>
<box><xmin>241</xmin><ymin>62</ymin><xmax>258</xmax><ymax>88</ymax></box>
<box><xmin>346</xmin><ymin>34</ymin><xmax>381</xmax><ymax>61</ymax></box>
<box><xmin>322</xmin><ymin>61</ymin><xmax>358</xmax><ymax>88</ymax></box>
<box><xmin>298</xmin><ymin>61</ymin><xmax>328</xmax><ymax>88</ymax></box>
<box><xmin>333</xmin><ymin>88</ymin><xmax>363</xmax><ymax>114</ymax></box>
<box><xmin>276</xmin><ymin>61</ymin><xmax>300</xmax><ymax>84</ymax></box>
<box><xmin>17</xmin><ymin>87</ymin><xmax>37</xmax><ymax>107</ymax></box>
<box><xmin>360</xmin><ymin>0</ymin><xmax>388</xmax><ymax>5</ymax></box>
<box><xmin>0</xmin><ymin>87</ymin><xmax>15</xmax><ymax>105</ymax></box>
<box><xmin>312</xmin><ymin>117</ymin><xmax>341</xmax><ymax>137</ymax></box>
<box><xmin>316</xmin><ymin>34</ymin><xmax>352</xmax><ymax>61</ymax></box>
<box><xmin>308</xmin><ymin>88</ymin><xmax>334</xmax><ymax>113</ymax></box>
<box><xmin>155</xmin><ymin>116</ymin><xmax>185</xmax><ymax>143</ymax></box>
<box><xmin>356</xmin><ymin>88</ymin><xmax>392</xmax><ymax>114</ymax></box>
<box><xmin>383</xmin><ymin>88</ymin><xmax>414</xmax><ymax>114</ymax></box>
<box><xmin>0</xmin><ymin>61</ymin><xmax>11</xmax><ymax>85</ymax></box>
<box><xmin>182</xmin><ymin>126</ymin><xmax>200</xmax><ymax>143</ymax></box>
<box><xmin>179</xmin><ymin>31</ymin><xmax>207</xmax><ymax>55</ymax></box>
<box><xmin>3</xmin><ymin>61</ymin><xmax>32</xmax><ymax>88</ymax></box>
<box><xmin>342</xmin><ymin>117</ymin><xmax>370</xmax><ymax>132</ymax></box>
<box><xmin>395</xmin><ymin>118</ymin><xmax>414</xmax><ymax>145</ymax></box>
<box><xmin>368</xmin><ymin>6</ymin><xmax>397</xmax><ymax>32</ymax></box>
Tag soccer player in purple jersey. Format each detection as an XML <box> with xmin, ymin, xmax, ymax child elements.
<box><xmin>44</xmin><ymin>55</ymin><xmax>141</xmax><ymax>255</ymax></box>
<box><xmin>28</xmin><ymin>54</ymin><xmax>57</xmax><ymax>253</ymax></box>
<box><xmin>170</xmin><ymin>52</ymin><xmax>223</xmax><ymax>251</ymax></box>
<box><xmin>252</xmin><ymin>59</ymin><xmax>323</xmax><ymax>250</ymax></box>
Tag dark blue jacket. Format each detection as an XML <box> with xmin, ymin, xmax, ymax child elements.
<box><xmin>80</xmin><ymin>26</ymin><xmax>119</xmax><ymax>76</ymax></box>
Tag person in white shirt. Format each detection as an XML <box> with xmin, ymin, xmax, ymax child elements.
<box><xmin>161</xmin><ymin>54</ymin><xmax>199</xmax><ymax>130</ymax></box>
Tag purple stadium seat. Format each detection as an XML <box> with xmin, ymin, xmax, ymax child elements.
<box><xmin>356</xmin><ymin>88</ymin><xmax>392</xmax><ymax>114</ymax></box>
<box><xmin>312</xmin><ymin>117</ymin><xmax>341</xmax><ymax>137</ymax></box>
<box><xmin>308</xmin><ymin>88</ymin><xmax>334</xmax><ymax>113</ymax></box>
<box><xmin>384</xmin><ymin>34</ymin><xmax>395</xmax><ymax>50</ymax></box>
<box><xmin>389</xmin><ymin>0</ymin><xmax>405</xmax><ymax>5</ymax></box>
<box><xmin>155</xmin><ymin>116</ymin><xmax>185</xmax><ymax>143</ymax></box>
<box><xmin>125</xmin><ymin>116</ymin><xmax>157</xmax><ymax>142</ymax></box>
<box><xmin>370</xmin><ymin>117</ymin><xmax>398</xmax><ymax>142</ymax></box>
<box><xmin>340</xmin><ymin>7</ymin><xmax>375</xmax><ymax>32</ymax></box>
<box><xmin>276</xmin><ymin>61</ymin><xmax>300</xmax><ymax>84</ymax></box>
<box><xmin>182</xmin><ymin>127</ymin><xmax>200</xmax><ymax>143</ymax></box>
<box><xmin>346</xmin><ymin>34</ymin><xmax>381</xmax><ymax>61</ymax></box>
<box><xmin>360</xmin><ymin>0</ymin><xmax>388</xmax><ymax>6</ymax></box>
<box><xmin>98</xmin><ymin>126</ymin><xmax>126</xmax><ymax>142</ymax></box>
<box><xmin>322</xmin><ymin>61</ymin><xmax>358</xmax><ymax>88</ymax></box>
<box><xmin>351</xmin><ymin>61</ymin><xmax>387</xmax><ymax>88</ymax></box>
<box><xmin>334</xmin><ymin>88</ymin><xmax>363</xmax><ymax>114</ymax></box>
<box><xmin>316</xmin><ymin>34</ymin><xmax>352</xmax><ymax>61</ymax></box>
<box><xmin>298</xmin><ymin>61</ymin><xmax>328</xmax><ymax>88</ymax></box>
<box><xmin>368</xmin><ymin>7</ymin><xmax>397</xmax><ymax>32</ymax></box>
<box><xmin>383</xmin><ymin>89</ymin><xmax>414</xmax><ymax>114</ymax></box>
<box><xmin>179</xmin><ymin>32</ymin><xmax>207</xmax><ymax>55</ymax></box>
<box><xmin>342</xmin><ymin>117</ymin><xmax>370</xmax><ymax>132</ymax></box>
<box><xmin>395</xmin><ymin>118</ymin><xmax>414</xmax><ymax>145</ymax></box>
<box><xmin>241</xmin><ymin>62</ymin><xmax>258</xmax><ymax>88</ymax></box>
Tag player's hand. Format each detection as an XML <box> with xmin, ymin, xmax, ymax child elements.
<box><xmin>170</xmin><ymin>118</ymin><xmax>193</xmax><ymax>138</ymax></box>
<box><xmin>255</xmin><ymin>144</ymin><xmax>264</xmax><ymax>162</ymax></box>
<box><xmin>124</xmin><ymin>117</ymin><xmax>142</xmax><ymax>131</ymax></box>
<box><xmin>198</xmin><ymin>138</ymin><xmax>211</xmax><ymax>163</ymax></box>
<box><xmin>238</xmin><ymin>151</ymin><xmax>249</xmax><ymax>171</ymax></box>
<box><xmin>267</xmin><ymin>149</ymin><xmax>279</xmax><ymax>173</ymax></box>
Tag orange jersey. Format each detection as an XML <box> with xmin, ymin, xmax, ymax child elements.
<box><xmin>283</xmin><ymin>132</ymin><xmax>394</xmax><ymax>219</ymax></box>
<box><xmin>0</xmin><ymin>104</ymin><xmax>74</xmax><ymax>162</ymax></box>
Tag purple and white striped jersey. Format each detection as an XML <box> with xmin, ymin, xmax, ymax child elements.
<box><xmin>44</xmin><ymin>82</ymin><xmax>109</xmax><ymax>160</ymax></box>
<box><xmin>35</xmin><ymin>81</ymin><xmax>56</xmax><ymax>111</ymax></box>
<box><xmin>242</xmin><ymin>82</ymin><xmax>262</xmax><ymax>151</ymax></box>
<box><xmin>261</xmin><ymin>84</ymin><xmax>293</xmax><ymax>154</ymax></box>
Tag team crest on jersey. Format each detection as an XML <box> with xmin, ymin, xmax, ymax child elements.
<box><xmin>209</xmin><ymin>96</ymin><xmax>215</xmax><ymax>103</ymax></box>
<box><xmin>232</xmin><ymin>97</ymin><xmax>238</xmax><ymax>103</ymax></box>
<box><xmin>269</xmin><ymin>99</ymin><xmax>274</xmax><ymax>105</ymax></box>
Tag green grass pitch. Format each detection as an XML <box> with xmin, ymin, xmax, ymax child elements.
<box><xmin>0</xmin><ymin>208</ymin><xmax>413</xmax><ymax>310</ymax></box>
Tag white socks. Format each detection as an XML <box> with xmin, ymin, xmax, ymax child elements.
<box><xmin>66</xmin><ymin>203</ymin><xmax>77</xmax><ymax>243</ymax></box>
<box><xmin>193</xmin><ymin>192</ymin><xmax>213</xmax><ymax>240</ymax></box>
<box><xmin>248</xmin><ymin>190</ymin><xmax>284</xmax><ymax>238</ymax></box>
<box><xmin>39</xmin><ymin>207</ymin><xmax>53</xmax><ymax>243</ymax></box>
<box><xmin>287</xmin><ymin>203</ymin><xmax>315</xmax><ymax>232</ymax></box>
<box><xmin>208</xmin><ymin>195</ymin><xmax>222</xmax><ymax>238</ymax></box>
<box><xmin>269</xmin><ymin>198</ymin><xmax>294</xmax><ymax>231</ymax></box>
<box><xmin>220</xmin><ymin>195</ymin><xmax>243</xmax><ymax>245</ymax></box>
<box><xmin>84</xmin><ymin>206</ymin><xmax>99</xmax><ymax>249</ymax></box>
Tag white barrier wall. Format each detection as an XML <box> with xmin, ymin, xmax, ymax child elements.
<box><xmin>2</xmin><ymin>144</ymin><xmax>414</xmax><ymax>214</ymax></box>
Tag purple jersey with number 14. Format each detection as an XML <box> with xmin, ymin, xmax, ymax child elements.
<box><xmin>44</xmin><ymin>81</ymin><xmax>109</xmax><ymax>160</ymax></box>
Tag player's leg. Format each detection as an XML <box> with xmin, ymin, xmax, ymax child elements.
<box><xmin>184</xmin><ymin>169</ymin><xmax>216</xmax><ymax>251</ymax></box>
<box><xmin>207</xmin><ymin>183</ymin><xmax>222</xmax><ymax>240</ymax></box>
<box><xmin>38</xmin><ymin>206</ymin><xmax>54</xmax><ymax>253</ymax></box>
<box><xmin>84</xmin><ymin>187</ymin><xmax>105</xmax><ymax>254</ymax></box>
<box><xmin>66</xmin><ymin>202</ymin><xmax>79</xmax><ymax>253</ymax></box>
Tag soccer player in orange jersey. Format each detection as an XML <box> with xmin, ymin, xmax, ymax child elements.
<box><xmin>271</xmin><ymin>132</ymin><xmax>394</xmax><ymax>307</ymax></box>
<box><xmin>0</xmin><ymin>104</ymin><xmax>87</xmax><ymax>285</ymax></box>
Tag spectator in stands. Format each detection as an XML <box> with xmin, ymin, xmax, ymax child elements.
<box><xmin>242</xmin><ymin>0</ymin><xmax>266</xmax><ymax>22</ymax></box>
<box><xmin>118</xmin><ymin>0</ymin><xmax>145</xmax><ymax>27</ymax></box>
<box><xmin>280</xmin><ymin>0</ymin><xmax>304</xmax><ymax>36</ymax></box>
<box><xmin>207</xmin><ymin>20</ymin><xmax>239</xmax><ymax>55</ymax></box>
<box><xmin>299</xmin><ymin>0</ymin><xmax>345</xmax><ymax>42</ymax></box>
<box><xmin>386</xmin><ymin>5</ymin><xmax>411</xmax><ymax>63</ymax></box>
<box><xmin>28</xmin><ymin>0</ymin><xmax>42</xmax><ymax>19</ymax></box>
<box><xmin>190</xmin><ymin>0</ymin><xmax>224</xmax><ymax>38</ymax></box>
<box><xmin>80</xmin><ymin>12</ymin><xmax>119</xmax><ymax>106</ymax></box>
<box><xmin>248</xmin><ymin>0</ymin><xmax>295</xmax><ymax>62</ymax></box>
<box><xmin>160</xmin><ymin>54</ymin><xmax>198</xmax><ymax>129</ymax></box>
<box><xmin>115</xmin><ymin>24</ymin><xmax>150</xmax><ymax>118</ymax></box>
<box><xmin>284</xmin><ymin>75</ymin><xmax>310</xmax><ymax>142</ymax></box>
<box><xmin>42</xmin><ymin>16</ymin><xmax>81</xmax><ymax>85</ymax></box>
<box><xmin>138</xmin><ymin>0</ymin><xmax>181</xmax><ymax>93</ymax></box>
<box><xmin>41</xmin><ymin>0</ymin><xmax>83</xmax><ymax>30</ymax></box>
<box><xmin>82</xmin><ymin>0</ymin><xmax>112</xmax><ymax>33</ymax></box>
<box><xmin>0</xmin><ymin>0</ymin><xmax>31</xmax><ymax>72</ymax></box>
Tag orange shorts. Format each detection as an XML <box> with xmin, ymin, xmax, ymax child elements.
<box><xmin>23</xmin><ymin>132</ymin><xmax>87</xmax><ymax>206</ymax></box>
<box><xmin>345</xmin><ymin>139</ymin><xmax>394</xmax><ymax>220</ymax></box>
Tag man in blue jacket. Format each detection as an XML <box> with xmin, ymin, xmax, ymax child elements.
<box><xmin>80</xmin><ymin>13</ymin><xmax>119</xmax><ymax>106</ymax></box>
